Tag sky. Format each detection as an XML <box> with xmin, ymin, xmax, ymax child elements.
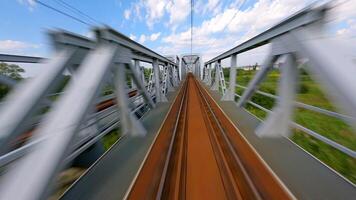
<box><xmin>0</xmin><ymin>0</ymin><xmax>355</xmax><ymax>77</ymax></box>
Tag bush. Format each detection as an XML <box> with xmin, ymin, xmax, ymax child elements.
<box><xmin>299</xmin><ymin>83</ymin><xmax>309</xmax><ymax>94</ymax></box>
<box><xmin>299</xmin><ymin>68</ymin><xmax>309</xmax><ymax>75</ymax></box>
<box><xmin>251</xmin><ymin>93</ymin><xmax>275</xmax><ymax>110</ymax></box>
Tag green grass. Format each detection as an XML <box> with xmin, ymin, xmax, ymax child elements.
<box><xmin>228</xmin><ymin>68</ymin><xmax>356</xmax><ymax>184</ymax></box>
<box><xmin>102</xmin><ymin>128</ymin><xmax>121</xmax><ymax>150</ymax></box>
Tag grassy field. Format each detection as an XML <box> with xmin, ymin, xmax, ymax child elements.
<box><xmin>224</xmin><ymin>68</ymin><xmax>356</xmax><ymax>184</ymax></box>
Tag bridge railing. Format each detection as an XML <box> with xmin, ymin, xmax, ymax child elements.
<box><xmin>203</xmin><ymin>3</ymin><xmax>356</xmax><ymax>159</ymax></box>
<box><xmin>0</xmin><ymin>27</ymin><xmax>179</xmax><ymax>200</ymax></box>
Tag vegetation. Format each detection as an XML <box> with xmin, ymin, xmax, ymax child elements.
<box><xmin>102</xmin><ymin>128</ymin><xmax>121</xmax><ymax>150</ymax></box>
<box><xmin>224</xmin><ymin>67</ymin><xmax>356</xmax><ymax>183</ymax></box>
<box><xmin>0</xmin><ymin>62</ymin><xmax>25</xmax><ymax>99</ymax></box>
<box><xmin>0</xmin><ymin>62</ymin><xmax>25</xmax><ymax>80</ymax></box>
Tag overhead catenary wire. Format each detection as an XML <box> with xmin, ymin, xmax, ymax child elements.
<box><xmin>53</xmin><ymin>0</ymin><xmax>101</xmax><ymax>25</ymax></box>
<box><xmin>34</xmin><ymin>0</ymin><xmax>93</xmax><ymax>26</ymax></box>
<box><xmin>209</xmin><ymin>0</ymin><xmax>248</xmax><ymax>48</ymax></box>
<box><xmin>191</xmin><ymin>0</ymin><xmax>194</xmax><ymax>58</ymax></box>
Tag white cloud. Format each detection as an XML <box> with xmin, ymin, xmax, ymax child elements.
<box><xmin>165</xmin><ymin>0</ymin><xmax>190</xmax><ymax>26</ymax></box>
<box><xmin>138</xmin><ymin>32</ymin><xmax>161</xmax><ymax>43</ymax></box>
<box><xmin>129</xmin><ymin>34</ymin><xmax>137</xmax><ymax>41</ymax></box>
<box><xmin>150</xmin><ymin>32</ymin><xmax>161</xmax><ymax>41</ymax></box>
<box><xmin>203</xmin><ymin>0</ymin><xmax>222</xmax><ymax>15</ymax></box>
<box><xmin>161</xmin><ymin>0</ymin><xmax>309</xmax><ymax>62</ymax></box>
<box><xmin>129</xmin><ymin>0</ymin><xmax>190</xmax><ymax>29</ymax></box>
<box><xmin>0</xmin><ymin>40</ymin><xmax>40</xmax><ymax>53</ymax></box>
<box><xmin>139</xmin><ymin>34</ymin><xmax>147</xmax><ymax>43</ymax></box>
<box><xmin>143</xmin><ymin>0</ymin><xmax>167</xmax><ymax>28</ymax></box>
<box><xmin>336</xmin><ymin>19</ymin><xmax>356</xmax><ymax>38</ymax></box>
<box><xmin>17</xmin><ymin>0</ymin><xmax>36</xmax><ymax>11</ymax></box>
<box><xmin>329</xmin><ymin>0</ymin><xmax>356</xmax><ymax>22</ymax></box>
<box><xmin>124</xmin><ymin>9</ymin><xmax>131</xmax><ymax>20</ymax></box>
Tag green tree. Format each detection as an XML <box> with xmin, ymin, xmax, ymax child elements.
<box><xmin>0</xmin><ymin>62</ymin><xmax>25</xmax><ymax>99</ymax></box>
<box><xmin>0</xmin><ymin>62</ymin><xmax>25</xmax><ymax>80</ymax></box>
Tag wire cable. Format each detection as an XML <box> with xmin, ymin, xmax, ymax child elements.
<box><xmin>34</xmin><ymin>0</ymin><xmax>92</xmax><ymax>26</ymax></box>
<box><xmin>191</xmin><ymin>0</ymin><xmax>194</xmax><ymax>58</ymax></box>
<box><xmin>53</xmin><ymin>0</ymin><xmax>101</xmax><ymax>25</ymax></box>
<box><xmin>209</xmin><ymin>0</ymin><xmax>247</xmax><ymax>47</ymax></box>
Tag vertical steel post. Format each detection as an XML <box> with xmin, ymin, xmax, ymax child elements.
<box><xmin>115</xmin><ymin>63</ymin><xmax>147</xmax><ymax>136</ymax></box>
<box><xmin>131</xmin><ymin>59</ymin><xmax>140</xmax><ymax>89</ymax></box>
<box><xmin>237</xmin><ymin>55</ymin><xmax>278</xmax><ymax>107</ymax></box>
<box><xmin>222</xmin><ymin>54</ymin><xmax>237</xmax><ymax>101</ymax></box>
<box><xmin>256</xmin><ymin>54</ymin><xmax>298</xmax><ymax>137</ymax></box>
<box><xmin>167</xmin><ymin>64</ymin><xmax>175</xmax><ymax>91</ymax></box>
<box><xmin>153</xmin><ymin>59</ymin><xmax>161</xmax><ymax>101</ymax></box>
<box><xmin>211</xmin><ymin>61</ymin><xmax>220</xmax><ymax>91</ymax></box>
<box><xmin>140</xmin><ymin>66</ymin><xmax>146</xmax><ymax>86</ymax></box>
<box><xmin>206</xmin><ymin>63</ymin><xmax>212</xmax><ymax>86</ymax></box>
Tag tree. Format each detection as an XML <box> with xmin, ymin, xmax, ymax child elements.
<box><xmin>252</xmin><ymin>62</ymin><xmax>258</xmax><ymax>71</ymax></box>
<box><xmin>0</xmin><ymin>62</ymin><xmax>25</xmax><ymax>80</ymax></box>
<box><xmin>0</xmin><ymin>62</ymin><xmax>25</xmax><ymax>99</ymax></box>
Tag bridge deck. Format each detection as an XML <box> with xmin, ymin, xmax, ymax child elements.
<box><xmin>203</xmin><ymin>82</ymin><xmax>356</xmax><ymax>199</ymax></box>
<box><xmin>60</xmin><ymin>77</ymin><xmax>356</xmax><ymax>200</ymax></box>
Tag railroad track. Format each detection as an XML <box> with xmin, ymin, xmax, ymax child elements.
<box><xmin>126</xmin><ymin>73</ymin><xmax>294</xmax><ymax>199</ymax></box>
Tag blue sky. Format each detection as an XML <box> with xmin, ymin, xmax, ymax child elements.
<box><xmin>0</xmin><ymin>0</ymin><xmax>355</xmax><ymax>76</ymax></box>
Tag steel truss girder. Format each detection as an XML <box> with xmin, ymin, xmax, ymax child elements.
<box><xmin>205</xmin><ymin>4</ymin><xmax>327</xmax><ymax>65</ymax></box>
<box><xmin>0</xmin><ymin>43</ymin><xmax>119</xmax><ymax>200</ymax></box>
<box><xmin>95</xmin><ymin>28</ymin><xmax>176</xmax><ymax>67</ymax></box>
<box><xmin>0</xmin><ymin>31</ymin><xmax>95</xmax><ymax>154</ymax></box>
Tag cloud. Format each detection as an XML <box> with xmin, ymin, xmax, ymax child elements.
<box><xmin>336</xmin><ymin>19</ymin><xmax>356</xmax><ymax>38</ymax></box>
<box><xmin>0</xmin><ymin>40</ymin><xmax>40</xmax><ymax>53</ymax></box>
<box><xmin>129</xmin><ymin>34</ymin><xmax>137</xmax><ymax>41</ymax></box>
<box><xmin>128</xmin><ymin>0</ymin><xmax>190</xmax><ymax>29</ymax></box>
<box><xmin>329</xmin><ymin>0</ymin><xmax>356</xmax><ymax>22</ymax></box>
<box><xmin>139</xmin><ymin>34</ymin><xmax>147</xmax><ymax>43</ymax></box>
<box><xmin>165</xmin><ymin>0</ymin><xmax>190</xmax><ymax>26</ymax></box>
<box><xmin>138</xmin><ymin>32</ymin><xmax>161</xmax><ymax>44</ymax></box>
<box><xmin>17</xmin><ymin>0</ymin><xmax>36</xmax><ymax>11</ymax></box>
<box><xmin>150</xmin><ymin>32</ymin><xmax>161</xmax><ymax>41</ymax></box>
<box><xmin>160</xmin><ymin>0</ymin><xmax>309</xmax><ymax>62</ymax></box>
<box><xmin>203</xmin><ymin>0</ymin><xmax>222</xmax><ymax>15</ymax></box>
<box><xmin>124</xmin><ymin>9</ymin><xmax>131</xmax><ymax>20</ymax></box>
<box><xmin>143</xmin><ymin>0</ymin><xmax>167</xmax><ymax>28</ymax></box>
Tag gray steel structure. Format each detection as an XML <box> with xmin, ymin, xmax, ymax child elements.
<box><xmin>0</xmin><ymin>2</ymin><xmax>355</xmax><ymax>200</ymax></box>
<box><xmin>0</xmin><ymin>27</ymin><xmax>179</xmax><ymax>200</ymax></box>
<box><xmin>204</xmin><ymin>3</ymin><xmax>356</xmax><ymax>158</ymax></box>
<box><xmin>181</xmin><ymin>54</ymin><xmax>201</xmax><ymax>79</ymax></box>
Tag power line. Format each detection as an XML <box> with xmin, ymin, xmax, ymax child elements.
<box><xmin>191</xmin><ymin>0</ymin><xmax>194</xmax><ymax>57</ymax></box>
<box><xmin>34</xmin><ymin>0</ymin><xmax>92</xmax><ymax>26</ymax></box>
<box><xmin>53</xmin><ymin>0</ymin><xmax>101</xmax><ymax>25</ymax></box>
<box><xmin>210</xmin><ymin>0</ymin><xmax>248</xmax><ymax>47</ymax></box>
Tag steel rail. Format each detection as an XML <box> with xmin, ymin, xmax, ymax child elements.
<box><xmin>194</xmin><ymin>77</ymin><xmax>261</xmax><ymax>199</ymax></box>
<box><xmin>156</xmin><ymin>78</ymin><xmax>188</xmax><ymax>199</ymax></box>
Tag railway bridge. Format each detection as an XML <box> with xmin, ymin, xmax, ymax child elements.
<box><xmin>0</xmin><ymin>3</ymin><xmax>355</xmax><ymax>200</ymax></box>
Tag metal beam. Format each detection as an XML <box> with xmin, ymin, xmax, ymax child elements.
<box><xmin>95</xmin><ymin>27</ymin><xmax>176</xmax><ymax>66</ymax></box>
<box><xmin>205</xmin><ymin>4</ymin><xmax>327</xmax><ymax>65</ymax></box>
<box><xmin>0</xmin><ymin>54</ymin><xmax>44</xmax><ymax>63</ymax></box>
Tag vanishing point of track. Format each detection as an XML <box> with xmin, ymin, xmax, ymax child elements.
<box><xmin>126</xmin><ymin>73</ymin><xmax>294</xmax><ymax>200</ymax></box>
